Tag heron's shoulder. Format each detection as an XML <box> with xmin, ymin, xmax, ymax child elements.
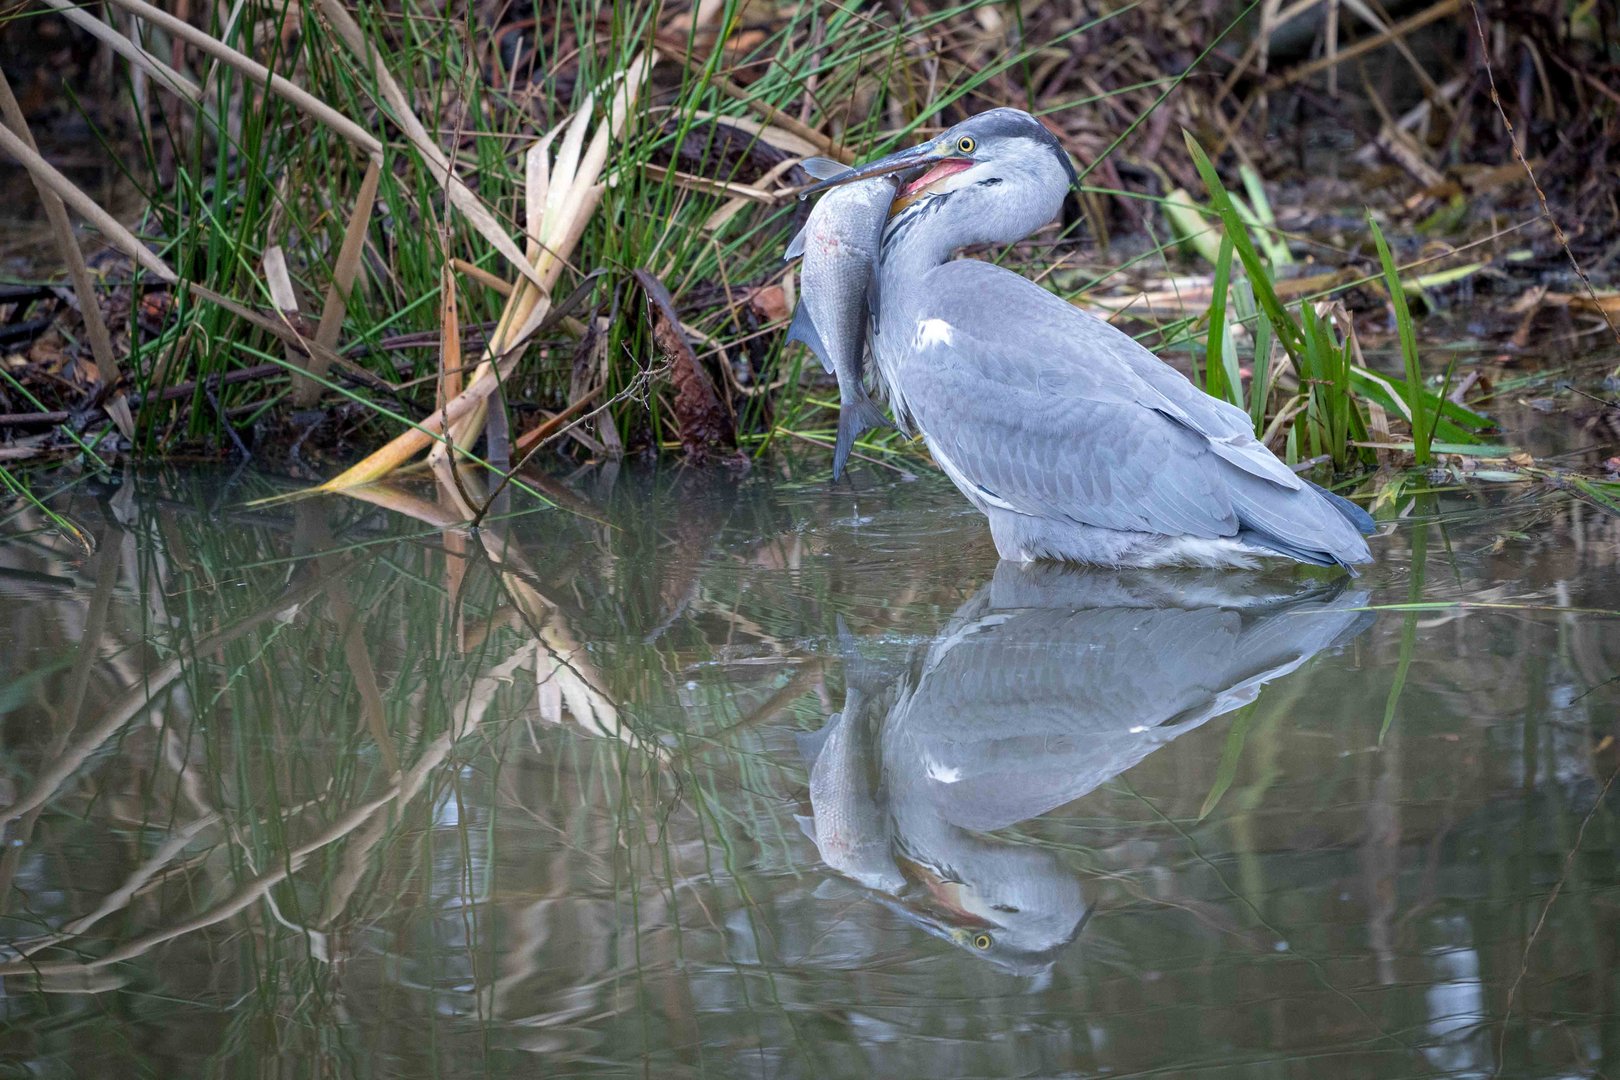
<box><xmin>914</xmin><ymin>261</ymin><xmax>1141</xmax><ymax>351</ymax></box>
<box><xmin>917</xmin><ymin>259</ymin><xmax>1063</xmax><ymax>310</ymax></box>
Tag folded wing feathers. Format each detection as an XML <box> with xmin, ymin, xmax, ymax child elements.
<box><xmin>911</xmin><ymin>261</ymin><xmax>1372</xmax><ymax>566</ymax></box>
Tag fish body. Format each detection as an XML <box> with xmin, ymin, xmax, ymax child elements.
<box><xmin>785</xmin><ymin>160</ymin><xmax>893</xmax><ymax>479</ymax></box>
<box><xmin>800</xmin><ymin>708</ymin><xmax>902</xmax><ymax>893</ymax></box>
<box><xmin>796</xmin><ymin>617</ymin><xmax>903</xmax><ymax>893</ymax></box>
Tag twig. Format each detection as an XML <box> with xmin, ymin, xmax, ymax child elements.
<box><xmin>1467</xmin><ymin>0</ymin><xmax>1620</xmax><ymax>347</ymax></box>
<box><xmin>1492</xmin><ymin>761</ymin><xmax>1620</xmax><ymax>1074</ymax></box>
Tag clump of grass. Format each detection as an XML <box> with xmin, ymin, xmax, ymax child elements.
<box><xmin>0</xmin><ymin>0</ymin><xmax>1368</xmax><ymax>484</ymax></box>
<box><xmin>1181</xmin><ymin>133</ymin><xmax>1490</xmax><ymax>480</ymax></box>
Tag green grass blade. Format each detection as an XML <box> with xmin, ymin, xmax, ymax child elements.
<box><xmin>1367</xmin><ymin>213</ymin><xmax>1433</xmax><ymax>464</ymax></box>
<box><xmin>1184</xmin><ymin>133</ymin><xmax>1304</xmax><ymax>365</ymax></box>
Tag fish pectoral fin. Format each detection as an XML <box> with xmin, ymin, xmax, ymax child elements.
<box><xmin>833</xmin><ymin>394</ymin><xmax>891</xmax><ymax>481</ymax></box>
<box><xmin>784</xmin><ymin>223</ymin><xmax>810</xmax><ymax>261</ymax></box>
<box><xmin>796</xmin><ymin>716</ymin><xmax>839</xmax><ymax>765</ymax></box>
<box><xmin>786</xmin><ymin>304</ymin><xmax>835</xmax><ymax>374</ymax></box>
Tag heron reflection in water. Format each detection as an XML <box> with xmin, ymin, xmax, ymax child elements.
<box><xmin>797</xmin><ymin>564</ymin><xmax>1372</xmax><ymax>973</ymax></box>
<box><xmin>797</xmin><ymin>109</ymin><xmax>1375</xmax><ymax>571</ymax></box>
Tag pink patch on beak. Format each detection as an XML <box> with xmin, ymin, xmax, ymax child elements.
<box><xmin>900</xmin><ymin>158</ymin><xmax>974</xmax><ymax>198</ymax></box>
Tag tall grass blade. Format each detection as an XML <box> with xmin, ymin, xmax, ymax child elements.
<box><xmin>1184</xmin><ymin>133</ymin><xmax>1305</xmax><ymax>364</ymax></box>
<box><xmin>1204</xmin><ymin>233</ymin><xmax>1240</xmax><ymax>409</ymax></box>
<box><xmin>1367</xmin><ymin>213</ymin><xmax>1435</xmax><ymax>465</ymax></box>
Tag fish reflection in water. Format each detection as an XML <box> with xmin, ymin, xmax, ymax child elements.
<box><xmin>799</xmin><ymin>563</ymin><xmax>1373</xmax><ymax>973</ymax></box>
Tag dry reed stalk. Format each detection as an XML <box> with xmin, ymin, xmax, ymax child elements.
<box><xmin>1</xmin><ymin>93</ymin><xmax>412</xmax><ymax>428</ymax></box>
<box><xmin>438</xmin><ymin>263</ymin><xmax>462</xmax><ymax>408</ymax></box>
<box><xmin>311</xmin><ymin>53</ymin><xmax>652</xmax><ymax>494</ymax></box>
<box><xmin>0</xmin><ymin>70</ymin><xmax>135</xmax><ymax>438</ymax></box>
<box><xmin>0</xmin><ymin>122</ymin><xmax>178</xmax><ymax>283</ymax></box>
<box><xmin>449</xmin><ymin>258</ymin><xmax>512</xmax><ymax>297</ymax></box>
<box><xmin>316</xmin><ymin>0</ymin><xmax>547</xmax><ymax>293</ymax></box>
<box><xmin>97</xmin><ymin>0</ymin><xmax>381</xmax><ymax>157</ymax></box>
<box><xmin>296</xmin><ymin>156</ymin><xmax>381</xmax><ymax>406</ymax></box>
<box><xmin>704</xmin><ymin>157</ymin><xmax>803</xmax><ymax>231</ymax></box>
<box><xmin>260</xmin><ymin>244</ymin><xmax>310</xmax><ymax>388</ymax></box>
<box><xmin>38</xmin><ymin>0</ymin><xmax>202</xmax><ymax>103</ymax></box>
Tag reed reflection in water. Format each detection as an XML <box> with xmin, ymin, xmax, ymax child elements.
<box><xmin>0</xmin><ymin>465</ymin><xmax>1616</xmax><ymax>1078</ymax></box>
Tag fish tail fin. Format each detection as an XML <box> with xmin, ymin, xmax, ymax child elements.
<box><xmin>832</xmin><ymin>395</ymin><xmax>889</xmax><ymax>480</ymax></box>
<box><xmin>835</xmin><ymin>615</ymin><xmax>886</xmax><ymax>695</ymax></box>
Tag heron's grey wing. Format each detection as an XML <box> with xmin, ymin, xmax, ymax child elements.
<box><xmin>906</xmin><ymin>288</ymin><xmax>1238</xmax><ymax>538</ymax></box>
<box><xmin>909</xmin><ymin>262</ymin><xmax>1371</xmax><ymax>562</ymax></box>
<box><xmin>888</xmin><ymin>584</ymin><xmax>1371</xmax><ymax>832</ymax></box>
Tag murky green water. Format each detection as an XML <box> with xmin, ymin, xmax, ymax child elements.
<box><xmin>2</xmin><ymin>462</ymin><xmax>1618</xmax><ymax>1078</ymax></box>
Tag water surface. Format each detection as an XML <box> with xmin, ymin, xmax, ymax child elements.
<box><xmin>1</xmin><ymin>462</ymin><xmax>1618</xmax><ymax>1078</ymax></box>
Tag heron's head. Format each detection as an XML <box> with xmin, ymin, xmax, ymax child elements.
<box><xmin>889</xmin><ymin>847</ymin><xmax>1092</xmax><ymax>976</ymax></box>
<box><xmin>804</xmin><ymin>108</ymin><xmax>1076</xmax><ymax>252</ymax></box>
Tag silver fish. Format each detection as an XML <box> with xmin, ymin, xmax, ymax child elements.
<box><xmin>784</xmin><ymin>157</ymin><xmax>892</xmax><ymax>480</ymax></box>
<box><xmin>796</xmin><ymin>618</ymin><xmax>902</xmax><ymax>893</ymax></box>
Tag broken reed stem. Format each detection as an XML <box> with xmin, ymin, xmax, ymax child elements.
<box><xmin>449</xmin><ymin>259</ymin><xmax>513</xmax><ymax>297</ymax></box>
<box><xmin>296</xmin><ymin>156</ymin><xmax>382</xmax><ymax>406</ymax></box>
<box><xmin>404</xmin><ymin>55</ymin><xmax>650</xmax><ymax>484</ymax></box>
<box><xmin>0</xmin><ymin>69</ymin><xmax>134</xmax><ymax>439</ymax></box>
<box><xmin>439</xmin><ymin>263</ymin><xmax>462</xmax><ymax>408</ymax></box>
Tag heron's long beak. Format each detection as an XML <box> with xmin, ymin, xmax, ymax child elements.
<box><xmin>799</xmin><ymin>140</ymin><xmax>951</xmax><ymax>197</ymax></box>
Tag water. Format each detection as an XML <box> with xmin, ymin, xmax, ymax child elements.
<box><xmin>1</xmin><ymin>463</ymin><xmax>1618</xmax><ymax>1078</ymax></box>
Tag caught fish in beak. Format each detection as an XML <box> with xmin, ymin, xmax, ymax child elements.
<box><xmin>799</xmin><ymin>136</ymin><xmax>979</xmax><ymax>218</ymax></box>
<box><xmin>799</xmin><ymin>139</ymin><xmax>952</xmax><ymax>198</ymax></box>
<box><xmin>888</xmin><ymin>158</ymin><xmax>976</xmax><ymax>216</ymax></box>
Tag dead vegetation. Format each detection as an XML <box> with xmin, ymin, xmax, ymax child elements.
<box><xmin>0</xmin><ymin>0</ymin><xmax>1616</xmax><ymax>497</ymax></box>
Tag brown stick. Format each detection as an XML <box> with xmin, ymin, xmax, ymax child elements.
<box><xmin>511</xmin><ymin>386</ymin><xmax>603</xmax><ymax>457</ymax></box>
<box><xmin>0</xmin><ymin>69</ymin><xmax>134</xmax><ymax>438</ymax></box>
<box><xmin>1264</xmin><ymin>0</ymin><xmax>1464</xmax><ymax>91</ymax></box>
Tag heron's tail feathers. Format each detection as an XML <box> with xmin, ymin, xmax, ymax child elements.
<box><xmin>833</xmin><ymin>394</ymin><xmax>889</xmax><ymax>480</ymax></box>
<box><xmin>1227</xmin><ymin>472</ymin><xmax>1375</xmax><ymax>573</ymax></box>
<box><xmin>1305</xmin><ymin>480</ymin><xmax>1376</xmax><ymax>534</ymax></box>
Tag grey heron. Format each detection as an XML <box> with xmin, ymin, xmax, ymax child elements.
<box><xmin>798</xmin><ymin>563</ymin><xmax>1371</xmax><ymax>972</ymax></box>
<box><xmin>804</xmin><ymin>108</ymin><xmax>1375</xmax><ymax>571</ymax></box>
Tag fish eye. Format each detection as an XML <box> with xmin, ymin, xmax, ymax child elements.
<box><xmin>956</xmin><ymin>135</ymin><xmax>977</xmax><ymax>155</ymax></box>
<box><xmin>973</xmin><ymin>932</ymin><xmax>993</xmax><ymax>950</ymax></box>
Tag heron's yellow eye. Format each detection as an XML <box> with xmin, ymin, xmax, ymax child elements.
<box><xmin>956</xmin><ymin>135</ymin><xmax>977</xmax><ymax>155</ymax></box>
<box><xmin>973</xmin><ymin>933</ymin><xmax>993</xmax><ymax>950</ymax></box>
